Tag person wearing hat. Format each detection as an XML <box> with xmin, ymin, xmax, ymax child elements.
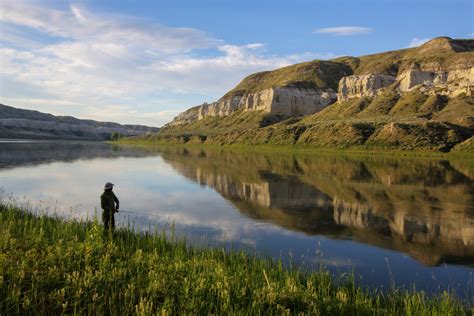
<box><xmin>100</xmin><ymin>182</ymin><xmax>120</xmax><ymax>230</ymax></box>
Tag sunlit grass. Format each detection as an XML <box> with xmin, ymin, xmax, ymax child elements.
<box><xmin>1</xmin><ymin>204</ymin><xmax>471</xmax><ymax>315</ymax></box>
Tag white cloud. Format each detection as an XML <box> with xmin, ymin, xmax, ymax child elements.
<box><xmin>408</xmin><ymin>37</ymin><xmax>430</xmax><ymax>48</ymax></box>
<box><xmin>313</xmin><ymin>26</ymin><xmax>373</xmax><ymax>36</ymax></box>
<box><xmin>0</xmin><ymin>2</ymin><xmax>334</xmax><ymax>126</ymax></box>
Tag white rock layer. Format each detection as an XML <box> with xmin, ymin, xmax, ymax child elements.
<box><xmin>168</xmin><ymin>65</ymin><xmax>473</xmax><ymax>126</ymax></box>
<box><xmin>337</xmin><ymin>74</ymin><xmax>396</xmax><ymax>102</ymax></box>
<box><xmin>397</xmin><ymin>67</ymin><xmax>474</xmax><ymax>96</ymax></box>
<box><xmin>197</xmin><ymin>87</ymin><xmax>337</xmax><ymax>120</ymax></box>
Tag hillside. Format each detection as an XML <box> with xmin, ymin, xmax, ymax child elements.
<box><xmin>132</xmin><ymin>37</ymin><xmax>474</xmax><ymax>152</ymax></box>
<box><xmin>0</xmin><ymin>104</ymin><xmax>160</xmax><ymax>140</ymax></box>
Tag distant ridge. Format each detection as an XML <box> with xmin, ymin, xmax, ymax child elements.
<box><xmin>0</xmin><ymin>104</ymin><xmax>160</xmax><ymax>140</ymax></box>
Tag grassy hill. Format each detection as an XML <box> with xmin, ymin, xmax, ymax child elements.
<box><xmin>222</xmin><ymin>60</ymin><xmax>352</xmax><ymax>98</ymax></box>
<box><xmin>220</xmin><ymin>37</ymin><xmax>474</xmax><ymax>101</ymax></box>
<box><xmin>128</xmin><ymin>37</ymin><xmax>474</xmax><ymax>152</ymax></box>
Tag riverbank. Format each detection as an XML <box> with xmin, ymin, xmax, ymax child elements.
<box><xmin>1</xmin><ymin>204</ymin><xmax>471</xmax><ymax>314</ymax></box>
<box><xmin>117</xmin><ymin>137</ymin><xmax>474</xmax><ymax>161</ymax></box>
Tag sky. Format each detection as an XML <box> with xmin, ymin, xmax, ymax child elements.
<box><xmin>0</xmin><ymin>0</ymin><xmax>473</xmax><ymax>127</ymax></box>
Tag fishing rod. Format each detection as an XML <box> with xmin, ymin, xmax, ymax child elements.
<box><xmin>116</xmin><ymin>209</ymin><xmax>162</xmax><ymax>217</ymax></box>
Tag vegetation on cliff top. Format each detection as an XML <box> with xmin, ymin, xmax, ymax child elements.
<box><xmin>1</xmin><ymin>205</ymin><xmax>471</xmax><ymax>315</ymax></box>
<box><xmin>223</xmin><ymin>37</ymin><xmax>474</xmax><ymax>99</ymax></box>
<box><xmin>223</xmin><ymin>60</ymin><xmax>352</xmax><ymax>98</ymax></box>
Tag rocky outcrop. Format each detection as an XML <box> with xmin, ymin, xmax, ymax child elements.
<box><xmin>162</xmin><ymin>36</ymin><xmax>474</xmax><ymax>148</ymax></box>
<box><xmin>0</xmin><ymin>104</ymin><xmax>159</xmax><ymax>140</ymax></box>
<box><xmin>166</xmin><ymin>87</ymin><xmax>337</xmax><ymax>126</ymax></box>
<box><xmin>198</xmin><ymin>87</ymin><xmax>337</xmax><ymax>120</ymax></box>
<box><xmin>337</xmin><ymin>74</ymin><xmax>396</xmax><ymax>101</ymax></box>
<box><xmin>165</xmin><ymin>106</ymin><xmax>200</xmax><ymax>127</ymax></box>
<box><xmin>336</xmin><ymin>67</ymin><xmax>473</xmax><ymax>103</ymax></box>
<box><xmin>166</xmin><ymin>58</ymin><xmax>350</xmax><ymax>126</ymax></box>
<box><xmin>397</xmin><ymin>67</ymin><xmax>474</xmax><ymax>96</ymax></box>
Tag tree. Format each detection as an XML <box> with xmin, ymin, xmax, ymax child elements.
<box><xmin>111</xmin><ymin>132</ymin><xmax>121</xmax><ymax>141</ymax></box>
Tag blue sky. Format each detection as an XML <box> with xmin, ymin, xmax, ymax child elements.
<box><xmin>1</xmin><ymin>0</ymin><xmax>472</xmax><ymax>126</ymax></box>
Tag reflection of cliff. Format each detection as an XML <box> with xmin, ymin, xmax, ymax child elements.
<box><xmin>0</xmin><ymin>142</ymin><xmax>155</xmax><ymax>170</ymax></box>
<box><xmin>297</xmin><ymin>157</ymin><xmax>474</xmax><ymax>266</ymax></box>
<box><xmin>158</xmin><ymin>147</ymin><xmax>474</xmax><ymax>267</ymax></box>
<box><xmin>332</xmin><ymin>199</ymin><xmax>474</xmax><ymax>266</ymax></box>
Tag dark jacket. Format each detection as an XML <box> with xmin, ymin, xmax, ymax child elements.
<box><xmin>101</xmin><ymin>190</ymin><xmax>119</xmax><ymax>211</ymax></box>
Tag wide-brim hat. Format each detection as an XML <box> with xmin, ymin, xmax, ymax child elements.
<box><xmin>104</xmin><ymin>182</ymin><xmax>114</xmax><ymax>190</ymax></box>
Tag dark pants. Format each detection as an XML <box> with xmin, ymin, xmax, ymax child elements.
<box><xmin>102</xmin><ymin>209</ymin><xmax>115</xmax><ymax>230</ymax></box>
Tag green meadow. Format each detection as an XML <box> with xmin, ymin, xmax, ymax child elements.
<box><xmin>1</xmin><ymin>204</ymin><xmax>472</xmax><ymax>315</ymax></box>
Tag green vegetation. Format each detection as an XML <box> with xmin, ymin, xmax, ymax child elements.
<box><xmin>353</xmin><ymin>38</ymin><xmax>474</xmax><ymax>76</ymax></box>
<box><xmin>140</xmin><ymin>89</ymin><xmax>473</xmax><ymax>152</ymax></box>
<box><xmin>110</xmin><ymin>132</ymin><xmax>123</xmax><ymax>141</ymax></box>
<box><xmin>223</xmin><ymin>60</ymin><xmax>352</xmax><ymax>98</ymax></box>
<box><xmin>1</xmin><ymin>205</ymin><xmax>472</xmax><ymax>315</ymax></box>
<box><xmin>125</xmin><ymin>38</ymin><xmax>474</xmax><ymax>152</ymax></box>
<box><xmin>222</xmin><ymin>37</ymin><xmax>474</xmax><ymax>102</ymax></box>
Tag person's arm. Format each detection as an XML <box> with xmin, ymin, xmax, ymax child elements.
<box><xmin>114</xmin><ymin>193</ymin><xmax>120</xmax><ymax>210</ymax></box>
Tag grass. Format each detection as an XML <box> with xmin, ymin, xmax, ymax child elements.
<box><xmin>222</xmin><ymin>60</ymin><xmax>351</xmax><ymax>98</ymax></box>
<box><xmin>1</xmin><ymin>204</ymin><xmax>472</xmax><ymax>315</ymax></box>
<box><xmin>154</xmin><ymin>38</ymin><xmax>474</xmax><ymax>153</ymax></box>
<box><xmin>141</xmin><ymin>90</ymin><xmax>473</xmax><ymax>153</ymax></box>
<box><xmin>118</xmin><ymin>138</ymin><xmax>474</xmax><ymax>160</ymax></box>
<box><xmin>220</xmin><ymin>38</ymin><xmax>474</xmax><ymax>104</ymax></box>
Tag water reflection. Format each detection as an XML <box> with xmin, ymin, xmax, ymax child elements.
<box><xmin>0</xmin><ymin>141</ymin><xmax>149</xmax><ymax>169</ymax></box>
<box><xmin>158</xmin><ymin>147</ymin><xmax>474</xmax><ymax>267</ymax></box>
<box><xmin>1</xmin><ymin>141</ymin><xmax>473</xmax><ymax>296</ymax></box>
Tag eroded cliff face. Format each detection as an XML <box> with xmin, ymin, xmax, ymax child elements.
<box><xmin>165</xmin><ymin>106</ymin><xmax>200</xmax><ymax>127</ymax></box>
<box><xmin>165</xmin><ymin>37</ymin><xmax>473</xmax><ymax>136</ymax></box>
<box><xmin>337</xmin><ymin>74</ymin><xmax>396</xmax><ymax>101</ymax></box>
<box><xmin>397</xmin><ymin>67</ymin><xmax>474</xmax><ymax>96</ymax></box>
<box><xmin>336</xmin><ymin>67</ymin><xmax>474</xmax><ymax>101</ymax></box>
<box><xmin>197</xmin><ymin>87</ymin><xmax>337</xmax><ymax>120</ymax></box>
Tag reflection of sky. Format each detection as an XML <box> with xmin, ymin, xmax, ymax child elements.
<box><xmin>0</xmin><ymin>142</ymin><xmax>473</xmax><ymax>300</ymax></box>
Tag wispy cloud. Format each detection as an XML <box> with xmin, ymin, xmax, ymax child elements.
<box><xmin>0</xmin><ymin>2</ymin><xmax>333</xmax><ymax>126</ymax></box>
<box><xmin>313</xmin><ymin>26</ymin><xmax>373</xmax><ymax>36</ymax></box>
<box><xmin>407</xmin><ymin>37</ymin><xmax>430</xmax><ymax>48</ymax></box>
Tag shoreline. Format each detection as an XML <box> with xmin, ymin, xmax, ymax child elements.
<box><xmin>116</xmin><ymin>139</ymin><xmax>474</xmax><ymax>159</ymax></box>
<box><xmin>1</xmin><ymin>203</ymin><xmax>472</xmax><ymax>314</ymax></box>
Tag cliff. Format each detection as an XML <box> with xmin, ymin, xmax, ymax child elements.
<box><xmin>0</xmin><ymin>104</ymin><xmax>160</xmax><ymax>140</ymax></box>
<box><xmin>197</xmin><ymin>87</ymin><xmax>337</xmax><ymax>119</ymax></box>
<box><xmin>146</xmin><ymin>37</ymin><xmax>474</xmax><ymax>152</ymax></box>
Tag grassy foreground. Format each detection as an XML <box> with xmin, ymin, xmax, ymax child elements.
<box><xmin>1</xmin><ymin>205</ymin><xmax>471</xmax><ymax>315</ymax></box>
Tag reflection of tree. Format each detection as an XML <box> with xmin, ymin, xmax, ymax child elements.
<box><xmin>158</xmin><ymin>147</ymin><xmax>474</xmax><ymax>267</ymax></box>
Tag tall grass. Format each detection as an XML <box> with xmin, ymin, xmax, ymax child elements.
<box><xmin>1</xmin><ymin>204</ymin><xmax>471</xmax><ymax>315</ymax></box>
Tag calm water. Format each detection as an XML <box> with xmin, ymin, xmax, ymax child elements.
<box><xmin>1</xmin><ymin>140</ymin><xmax>473</xmax><ymax>299</ymax></box>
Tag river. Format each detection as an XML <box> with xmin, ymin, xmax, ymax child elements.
<box><xmin>1</xmin><ymin>140</ymin><xmax>473</xmax><ymax>299</ymax></box>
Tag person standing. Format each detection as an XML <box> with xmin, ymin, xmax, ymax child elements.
<box><xmin>100</xmin><ymin>182</ymin><xmax>119</xmax><ymax>230</ymax></box>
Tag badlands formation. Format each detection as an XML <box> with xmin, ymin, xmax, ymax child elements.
<box><xmin>152</xmin><ymin>37</ymin><xmax>474</xmax><ymax>151</ymax></box>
